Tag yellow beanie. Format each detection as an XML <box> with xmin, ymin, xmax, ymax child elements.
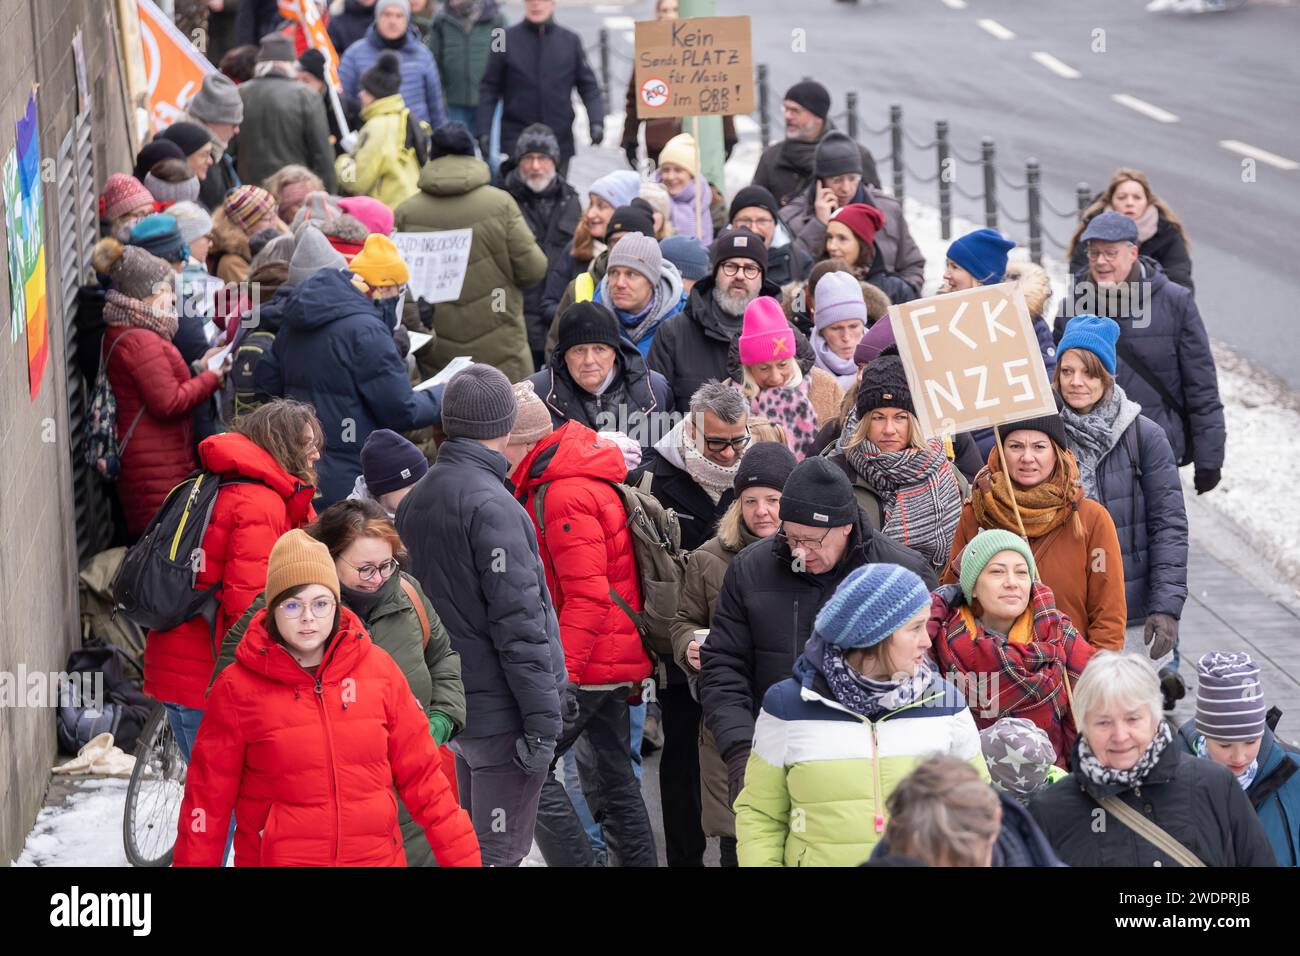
<box><xmin>349</xmin><ymin>233</ymin><xmax>410</xmax><ymax>288</ymax></box>
<box><xmin>265</xmin><ymin>529</ymin><xmax>340</xmax><ymax>604</ymax></box>
<box><xmin>658</xmin><ymin>133</ymin><xmax>699</xmax><ymax>178</ymax></box>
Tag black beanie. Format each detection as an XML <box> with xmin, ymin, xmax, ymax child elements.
<box><xmin>784</xmin><ymin>80</ymin><xmax>831</xmax><ymax>120</ymax></box>
<box><xmin>133</xmin><ymin>139</ymin><xmax>187</xmax><ymax>182</ymax></box>
<box><xmin>558</xmin><ymin>302</ymin><xmax>621</xmax><ymax>356</ymax></box>
<box><xmin>1000</xmin><ymin>412</ymin><xmax>1068</xmax><ymax>452</ymax></box>
<box><xmin>361</xmin><ymin>428</ymin><xmax>428</xmax><ymax>496</ymax></box>
<box><xmin>362</xmin><ymin>51</ymin><xmax>403</xmax><ymax>99</ymax></box>
<box><xmin>298</xmin><ymin>48</ymin><xmax>327</xmax><ymax>84</ymax></box>
<box><xmin>514</xmin><ymin>123</ymin><xmax>561</xmax><ymax>164</ymax></box>
<box><xmin>431</xmin><ymin>121</ymin><xmax>477</xmax><ymax>159</ymax></box>
<box><xmin>814</xmin><ymin>131</ymin><xmax>863</xmax><ymax>179</ymax></box>
<box><xmin>607</xmin><ymin>203</ymin><xmax>655</xmax><ymax>241</ymax></box>
<box><xmin>729</xmin><ymin>185</ymin><xmax>780</xmax><ymax>224</ymax></box>
<box><xmin>855</xmin><ymin>354</ymin><xmax>914</xmax><ymax>419</ymax></box>
<box><xmin>779</xmin><ymin>457</ymin><xmax>858</xmax><ymax>527</ymax></box>
<box><xmin>158</xmin><ymin>122</ymin><xmax>213</xmax><ymax>160</ymax></box>
<box><xmin>710</xmin><ymin>227</ymin><xmax>768</xmax><ymax>274</ymax></box>
<box><xmin>734</xmin><ymin>442</ymin><xmax>797</xmax><ymax>496</ymax></box>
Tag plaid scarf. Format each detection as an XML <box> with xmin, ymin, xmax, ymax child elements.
<box><xmin>841</xmin><ymin>408</ymin><xmax>963</xmax><ymax>568</ymax></box>
<box><xmin>1077</xmin><ymin>720</ymin><xmax>1173</xmax><ymax>789</ymax></box>
<box><xmin>930</xmin><ymin>583</ymin><xmax>1093</xmax><ymax>767</ymax></box>
<box><xmin>103</xmin><ymin>289</ymin><xmax>179</xmax><ymax>341</ymax></box>
<box><xmin>822</xmin><ymin>641</ymin><xmax>935</xmax><ymax>719</ymax></box>
<box><xmin>971</xmin><ymin>444</ymin><xmax>1083</xmax><ymax>539</ymax></box>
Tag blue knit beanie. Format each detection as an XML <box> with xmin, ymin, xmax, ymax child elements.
<box><xmin>660</xmin><ymin>235</ymin><xmax>709</xmax><ymax>281</ymax></box>
<box><xmin>128</xmin><ymin>214</ymin><xmax>188</xmax><ymax>264</ymax></box>
<box><xmin>946</xmin><ymin>228</ymin><xmax>1016</xmax><ymax>284</ymax></box>
<box><xmin>1057</xmin><ymin>313</ymin><xmax>1120</xmax><ymax>375</ymax></box>
<box><xmin>813</xmin><ymin>563</ymin><xmax>932</xmax><ymax>649</ymax></box>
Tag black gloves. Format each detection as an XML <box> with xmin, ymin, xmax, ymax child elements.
<box><xmin>1194</xmin><ymin>467</ymin><xmax>1221</xmax><ymax>495</ymax></box>
<box><xmin>477</xmin><ymin>134</ymin><xmax>492</xmax><ymax>161</ymax></box>
<box><xmin>513</xmin><ymin>734</ymin><xmax>557</xmax><ymax>776</ymax></box>
<box><xmin>725</xmin><ymin>750</ymin><xmax>748</xmax><ymax>807</ymax></box>
<box><xmin>623</xmin><ymin>142</ymin><xmax>639</xmax><ymax>169</ymax></box>
<box><xmin>562</xmin><ymin>681</ymin><xmax>581</xmax><ymax>725</ymax></box>
<box><xmin>590</xmin><ymin>124</ymin><xmax>605</xmax><ymax>147</ymax></box>
<box><xmin>1143</xmin><ymin>612</ymin><xmax>1178</xmax><ymax>660</ymax></box>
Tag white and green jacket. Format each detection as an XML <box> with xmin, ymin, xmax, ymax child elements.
<box><xmin>735</xmin><ymin>636</ymin><xmax>989</xmax><ymax>867</ymax></box>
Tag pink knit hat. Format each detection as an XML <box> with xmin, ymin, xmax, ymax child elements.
<box><xmin>339</xmin><ymin>196</ymin><xmax>395</xmax><ymax>236</ymax></box>
<box><xmin>739</xmin><ymin>296</ymin><xmax>796</xmax><ymax>366</ymax></box>
<box><xmin>101</xmin><ymin>173</ymin><xmax>155</xmax><ymax>222</ymax></box>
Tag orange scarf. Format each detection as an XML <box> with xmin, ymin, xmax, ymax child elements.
<box><xmin>970</xmin><ymin>444</ymin><xmax>1083</xmax><ymax>540</ymax></box>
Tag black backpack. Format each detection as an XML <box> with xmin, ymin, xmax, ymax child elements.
<box><xmin>56</xmin><ymin>645</ymin><xmax>156</xmax><ymax>756</ymax></box>
<box><xmin>230</xmin><ymin>328</ymin><xmax>277</xmax><ymax>417</ymax></box>
<box><xmin>113</xmin><ymin>471</ymin><xmax>262</xmax><ymax>637</ymax></box>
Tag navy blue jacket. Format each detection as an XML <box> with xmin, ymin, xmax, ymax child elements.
<box><xmin>396</xmin><ymin>438</ymin><xmax>566</xmax><ymax>741</ymax></box>
<box><xmin>476</xmin><ymin>17</ymin><xmax>604</xmax><ymax>162</ymax></box>
<box><xmin>1055</xmin><ymin>258</ymin><xmax>1224</xmax><ymax>471</ymax></box>
<box><xmin>254</xmin><ymin>268</ymin><xmax>441</xmax><ymax>505</ymax></box>
<box><xmin>1068</xmin><ymin>414</ymin><xmax>1188</xmax><ymax>622</ymax></box>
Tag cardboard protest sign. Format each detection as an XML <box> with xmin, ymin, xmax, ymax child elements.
<box><xmin>391</xmin><ymin>230</ymin><xmax>473</xmax><ymax>304</ymax></box>
<box><xmin>890</xmin><ymin>283</ymin><xmax>1055</xmax><ymax>440</ymax></box>
<box><xmin>634</xmin><ymin>16</ymin><xmax>754</xmax><ymax>119</ymax></box>
<box><xmin>137</xmin><ymin>0</ymin><xmax>218</xmax><ymax>133</ymax></box>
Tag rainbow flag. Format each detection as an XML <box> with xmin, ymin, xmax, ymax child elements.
<box><xmin>16</xmin><ymin>91</ymin><xmax>47</xmax><ymax>399</ymax></box>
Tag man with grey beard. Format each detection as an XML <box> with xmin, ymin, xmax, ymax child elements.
<box><xmin>648</xmin><ymin>228</ymin><xmax>783</xmax><ymax>413</ymax></box>
<box><xmin>504</xmin><ymin>124</ymin><xmax>583</xmax><ymax>370</ymax></box>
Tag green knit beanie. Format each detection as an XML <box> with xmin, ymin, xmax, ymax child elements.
<box><xmin>958</xmin><ymin>529</ymin><xmax>1037</xmax><ymax>603</ymax></box>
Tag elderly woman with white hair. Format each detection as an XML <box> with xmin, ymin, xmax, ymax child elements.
<box><xmin>1029</xmin><ymin>652</ymin><xmax>1275</xmax><ymax>867</ymax></box>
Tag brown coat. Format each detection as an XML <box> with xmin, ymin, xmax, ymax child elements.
<box><xmin>671</xmin><ymin>505</ymin><xmax>761</xmax><ymax>839</ymax></box>
<box><xmin>209</xmin><ymin>207</ymin><xmax>252</xmax><ymax>285</ymax></box>
<box><xmin>942</xmin><ymin>497</ymin><xmax>1128</xmax><ymax>652</ymax></box>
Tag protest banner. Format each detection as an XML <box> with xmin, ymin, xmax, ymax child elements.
<box><xmin>391</xmin><ymin>230</ymin><xmax>474</xmax><ymax>304</ymax></box>
<box><xmin>890</xmin><ymin>283</ymin><xmax>1055</xmax><ymax>441</ymax></box>
<box><xmin>633</xmin><ymin>16</ymin><xmax>754</xmax><ymax>119</ymax></box>
<box><xmin>136</xmin><ymin>0</ymin><xmax>218</xmax><ymax>133</ymax></box>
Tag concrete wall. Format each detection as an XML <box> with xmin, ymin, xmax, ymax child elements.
<box><xmin>0</xmin><ymin>0</ymin><xmax>133</xmax><ymax>864</ymax></box>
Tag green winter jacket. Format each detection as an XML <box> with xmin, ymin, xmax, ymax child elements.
<box><xmin>394</xmin><ymin>154</ymin><xmax>548</xmax><ymax>383</ymax></box>
<box><xmin>336</xmin><ymin>95</ymin><xmax>425</xmax><ymax>211</ymax></box>
<box><xmin>427</xmin><ymin>5</ymin><xmax>507</xmax><ymax>109</ymax></box>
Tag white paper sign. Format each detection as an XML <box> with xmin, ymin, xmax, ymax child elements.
<box><xmin>408</xmin><ymin>331</ymin><xmax>433</xmax><ymax>353</ymax></box>
<box><xmin>206</xmin><ymin>339</ymin><xmax>236</xmax><ymax>373</ymax></box>
<box><xmin>391</xmin><ymin>229</ymin><xmax>473</xmax><ymax>304</ymax></box>
<box><xmin>414</xmin><ymin>355</ymin><xmax>474</xmax><ymax>391</ymax></box>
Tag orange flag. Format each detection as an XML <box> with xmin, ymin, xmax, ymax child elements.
<box><xmin>136</xmin><ymin>0</ymin><xmax>218</xmax><ymax>133</ymax></box>
<box><xmin>278</xmin><ymin>0</ymin><xmax>342</xmax><ymax>88</ymax></box>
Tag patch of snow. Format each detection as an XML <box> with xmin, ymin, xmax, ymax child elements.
<box><xmin>15</xmin><ymin>778</ymin><xmax>129</xmax><ymax>867</ymax></box>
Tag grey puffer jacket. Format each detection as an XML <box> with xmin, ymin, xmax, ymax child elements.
<box><xmin>1061</xmin><ymin>391</ymin><xmax>1188</xmax><ymax>623</ymax></box>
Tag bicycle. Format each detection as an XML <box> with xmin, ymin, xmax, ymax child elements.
<box><xmin>122</xmin><ymin>702</ymin><xmax>187</xmax><ymax>867</ymax></box>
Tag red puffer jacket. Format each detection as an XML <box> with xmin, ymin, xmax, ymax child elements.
<box><xmin>927</xmin><ymin>582</ymin><xmax>1094</xmax><ymax>767</ymax></box>
<box><xmin>144</xmin><ymin>432</ymin><xmax>315</xmax><ymax>710</ymax></box>
<box><xmin>515</xmin><ymin>422</ymin><xmax>652</xmax><ymax>687</ymax></box>
<box><xmin>103</xmin><ymin>324</ymin><xmax>222</xmax><ymax>534</ymax></box>
<box><xmin>174</xmin><ymin>605</ymin><xmax>481</xmax><ymax>867</ymax></box>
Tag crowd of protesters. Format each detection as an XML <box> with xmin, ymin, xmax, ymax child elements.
<box><xmin>76</xmin><ymin>0</ymin><xmax>1297</xmax><ymax>870</ymax></box>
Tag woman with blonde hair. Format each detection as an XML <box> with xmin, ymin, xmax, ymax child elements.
<box><xmin>1067</xmin><ymin>167</ymin><xmax>1193</xmax><ymax>291</ymax></box>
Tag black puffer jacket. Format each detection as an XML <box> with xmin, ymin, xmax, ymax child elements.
<box><xmin>504</xmin><ymin>169</ymin><xmax>581</xmax><ymax>355</ymax></box>
<box><xmin>627</xmin><ymin>445</ymin><xmax>735</xmax><ymax>554</ymax></box>
<box><xmin>1028</xmin><ymin>735</ymin><xmax>1276</xmax><ymax>867</ymax></box>
<box><xmin>699</xmin><ymin>509</ymin><xmax>937</xmax><ymax>768</ymax></box>
<box><xmin>751</xmin><ymin>122</ymin><xmax>881</xmax><ymax>208</ymax></box>
<box><xmin>1070</xmin><ymin>214</ymin><xmax>1193</xmax><ymax>293</ymax></box>
<box><xmin>647</xmin><ymin>274</ymin><xmax>783</xmax><ymax>414</ymax></box>
<box><xmin>1054</xmin><ymin>257</ymin><xmax>1224</xmax><ymax>472</ymax></box>
<box><xmin>396</xmin><ymin>438</ymin><xmax>567</xmax><ymax>742</ymax></box>
<box><xmin>525</xmin><ymin>335</ymin><xmax>673</xmax><ymax>444</ymax></box>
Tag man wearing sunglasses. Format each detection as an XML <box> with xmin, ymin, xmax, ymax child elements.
<box><xmin>626</xmin><ymin>381</ymin><xmax>750</xmax><ymax>866</ymax></box>
<box><xmin>700</xmin><ymin>456</ymin><xmax>937</xmax><ymax>810</ymax></box>
<box><xmin>648</xmin><ymin>229</ymin><xmax>783</xmax><ymax>414</ymax></box>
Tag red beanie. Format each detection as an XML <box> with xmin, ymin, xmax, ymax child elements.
<box><xmin>101</xmin><ymin>173</ymin><xmax>155</xmax><ymax>222</ymax></box>
<box><xmin>830</xmin><ymin>203</ymin><xmax>887</xmax><ymax>249</ymax></box>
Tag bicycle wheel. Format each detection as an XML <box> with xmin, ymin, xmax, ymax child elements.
<box><xmin>122</xmin><ymin>703</ymin><xmax>187</xmax><ymax>867</ymax></box>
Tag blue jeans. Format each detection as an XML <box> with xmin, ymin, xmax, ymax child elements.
<box><xmin>164</xmin><ymin>702</ymin><xmax>235</xmax><ymax>865</ymax></box>
<box><xmin>561</xmin><ymin>700</ymin><xmax>647</xmax><ymax>854</ymax></box>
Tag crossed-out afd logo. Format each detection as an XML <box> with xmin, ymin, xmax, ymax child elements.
<box><xmin>49</xmin><ymin>886</ymin><xmax>151</xmax><ymax>936</ymax></box>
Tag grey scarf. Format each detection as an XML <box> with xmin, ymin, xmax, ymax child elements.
<box><xmin>1059</xmin><ymin>384</ymin><xmax>1142</xmax><ymax>499</ymax></box>
<box><xmin>822</xmin><ymin>642</ymin><xmax>935</xmax><ymax>720</ymax></box>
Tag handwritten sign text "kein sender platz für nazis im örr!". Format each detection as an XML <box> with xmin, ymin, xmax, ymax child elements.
<box><xmin>634</xmin><ymin>17</ymin><xmax>755</xmax><ymax>119</ymax></box>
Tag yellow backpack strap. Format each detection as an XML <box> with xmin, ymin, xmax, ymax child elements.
<box><xmin>943</xmin><ymin>434</ymin><xmax>956</xmax><ymax>461</ymax></box>
<box><xmin>575</xmin><ymin>272</ymin><xmax>595</xmax><ymax>303</ymax></box>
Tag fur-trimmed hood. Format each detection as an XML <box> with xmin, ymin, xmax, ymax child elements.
<box><xmin>1005</xmin><ymin>260</ymin><xmax>1052</xmax><ymax>320</ymax></box>
<box><xmin>209</xmin><ymin>207</ymin><xmax>252</xmax><ymax>261</ymax></box>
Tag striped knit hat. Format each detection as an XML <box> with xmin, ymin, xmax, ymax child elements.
<box><xmin>814</xmin><ymin>563</ymin><xmax>931</xmax><ymax>649</ymax></box>
<box><xmin>1195</xmin><ymin>652</ymin><xmax>1267</xmax><ymax>742</ymax></box>
<box><xmin>223</xmin><ymin>185</ymin><xmax>278</xmax><ymax>235</ymax></box>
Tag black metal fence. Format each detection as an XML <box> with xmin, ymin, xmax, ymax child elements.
<box><xmin>592</xmin><ymin>33</ymin><xmax>1092</xmax><ymax>266</ymax></box>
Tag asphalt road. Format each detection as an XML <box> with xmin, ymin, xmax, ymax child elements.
<box><xmin>562</xmin><ymin>0</ymin><xmax>1300</xmax><ymax>387</ymax></box>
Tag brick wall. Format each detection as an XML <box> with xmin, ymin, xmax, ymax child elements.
<box><xmin>0</xmin><ymin>0</ymin><xmax>132</xmax><ymax>864</ymax></box>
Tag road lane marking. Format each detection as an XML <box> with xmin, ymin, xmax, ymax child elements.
<box><xmin>593</xmin><ymin>5</ymin><xmax>624</xmax><ymax>12</ymax></box>
<box><xmin>941</xmin><ymin>0</ymin><xmax>968</xmax><ymax>9</ymax></box>
<box><xmin>1220</xmin><ymin>140</ymin><xmax>1299</xmax><ymax>171</ymax></box>
<box><xmin>1111</xmin><ymin>94</ymin><xmax>1179</xmax><ymax>123</ymax></box>
<box><xmin>1031</xmin><ymin>52</ymin><xmax>1081</xmax><ymax>79</ymax></box>
<box><xmin>977</xmin><ymin>19</ymin><xmax>1016</xmax><ymax>40</ymax></box>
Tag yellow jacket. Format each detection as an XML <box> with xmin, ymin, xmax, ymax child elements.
<box><xmin>336</xmin><ymin>94</ymin><xmax>424</xmax><ymax>210</ymax></box>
